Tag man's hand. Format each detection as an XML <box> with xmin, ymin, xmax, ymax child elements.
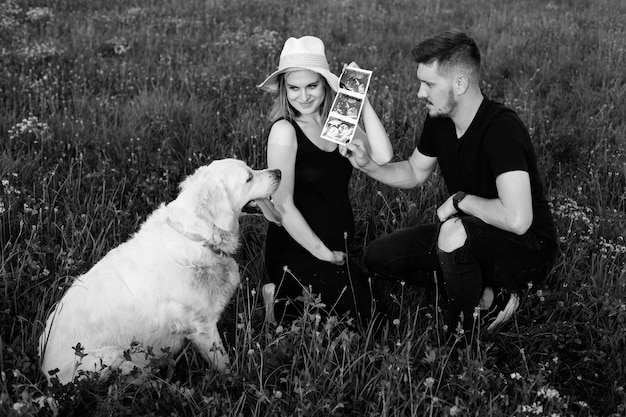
<box><xmin>340</xmin><ymin>138</ymin><xmax>374</xmax><ymax>171</ymax></box>
<box><xmin>437</xmin><ymin>194</ymin><xmax>458</xmax><ymax>222</ymax></box>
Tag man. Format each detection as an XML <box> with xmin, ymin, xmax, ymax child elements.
<box><xmin>344</xmin><ymin>31</ymin><xmax>557</xmax><ymax>338</ymax></box>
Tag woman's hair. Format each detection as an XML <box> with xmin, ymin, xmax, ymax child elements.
<box><xmin>411</xmin><ymin>30</ymin><xmax>481</xmax><ymax>79</ymax></box>
<box><xmin>268</xmin><ymin>71</ymin><xmax>334</xmax><ymax>122</ymax></box>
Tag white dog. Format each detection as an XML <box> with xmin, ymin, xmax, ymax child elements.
<box><xmin>38</xmin><ymin>159</ymin><xmax>281</xmax><ymax>384</ymax></box>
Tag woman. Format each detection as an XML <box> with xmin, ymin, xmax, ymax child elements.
<box><xmin>258</xmin><ymin>36</ymin><xmax>393</xmax><ymax>326</ymax></box>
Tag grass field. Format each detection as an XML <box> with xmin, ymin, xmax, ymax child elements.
<box><xmin>1</xmin><ymin>0</ymin><xmax>625</xmax><ymax>415</ymax></box>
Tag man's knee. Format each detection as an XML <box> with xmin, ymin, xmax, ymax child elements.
<box><xmin>364</xmin><ymin>240</ymin><xmax>383</xmax><ymax>271</ymax></box>
<box><xmin>437</xmin><ymin>217</ymin><xmax>467</xmax><ymax>253</ymax></box>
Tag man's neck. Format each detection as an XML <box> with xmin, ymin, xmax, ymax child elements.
<box><xmin>452</xmin><ymin>92</ymin><xmax>484</xmax><ymax>138</ymax></box>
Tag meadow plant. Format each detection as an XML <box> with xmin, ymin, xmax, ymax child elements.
<box><xmin>1</xmin><ymin>0</ymin><xmax>625</xmax><ymax>415</ymax></box>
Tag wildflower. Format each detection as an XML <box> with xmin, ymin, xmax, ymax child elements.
<box><xmin>510</xmin><ymin>372</ymin><xmax>522</xmax><ymax>380</ymax></box>
<box><xmin>9</xmin><ymin>116</ymin><xmax>51</xmax><ymax>141</ymax></box>
<box><xmin>520</xmin><ymin>402</ymin><xmax>543</xmax><ymax>415</ymax></box>
<box><xmin>26</xmin><ymin>7</ymin><xmax>53</xmax><ymax>23</ymax></box>
<box><xmin>423</xmin><ymin>377</ymin><xmax>435</xmax><ymax>389</ymax></box>
<box><xmin>18</xmin><ymin>42</ymin><xmax>62</xmax><ymax>60</ymax></box>
<box><xmin>392</xmin><ymin>318</ymin><xmax>400</xmax><ymax>326</ymax></box>
<box><xmin>449</xmin><ymin>405</ymin><xmax>461</xmax><ymax>416</ymax></box>
<box><xmin>538</xmin><ymin>386</ymin><xmax>561</xmax><ymax>400</ymax></box>
<box><xmin>97</xmin><ymin>37</ymin><xmax>131</xmax><ymax>57</ymax></box>
<box><xmin>250</xmin><ymin>27</ymin><xmax>280</xmax><ymax>50</ymax></box>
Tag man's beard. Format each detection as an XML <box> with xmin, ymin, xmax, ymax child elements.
<box><xmin>429</xmin><ymin>90</ymin><xmax>456</xmax><ymax>118</ymax></box>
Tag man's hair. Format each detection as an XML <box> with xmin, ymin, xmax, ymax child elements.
<box><xmin>412</xmin><ymin>31</ymin><xmax>481</xmax><ymax>78</ymax></box>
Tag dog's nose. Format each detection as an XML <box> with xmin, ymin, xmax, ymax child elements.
<box><xmin>274</xmin><ymin>169</ymin><xmax>281</xmax><ymax>180</ymax></box>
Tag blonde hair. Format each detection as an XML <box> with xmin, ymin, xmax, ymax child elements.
<box><xmin>268</xmin><ymin>71</ymin><xmax>334</xmax><ymax>123</ymax></box>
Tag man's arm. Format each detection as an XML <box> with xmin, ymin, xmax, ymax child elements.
<box><xmin>438</xmin><ymin>170</ymin><xmax>533</xmax><ymax>235</ymax></box>
<box><xmin>343</xmin><ymin>144</ymin><xmax>437</xmax><ymax>189</ymax></box>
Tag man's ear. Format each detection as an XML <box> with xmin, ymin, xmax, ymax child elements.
<box><xmin>458</xmin><ymin>74</ymin><xmax>471</xmax><ymax>95</ymax></box>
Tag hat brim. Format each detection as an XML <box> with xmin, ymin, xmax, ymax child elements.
<box><xmin>258</xmin><ymin>67</ymin><xmax>339</xmax><ymax>93</ymax></box>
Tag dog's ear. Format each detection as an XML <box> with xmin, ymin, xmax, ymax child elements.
<box><xmin>200</xmin><ymin>182</ymin><xmax>238</xmax><ymax>232</ymax></box>
<box><xmin>166</xmin><ymin>199</ymin><xmax>214</xmax><ymax>240</ymax></box>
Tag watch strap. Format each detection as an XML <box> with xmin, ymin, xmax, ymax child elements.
<box><xmin>453</xmin><ymin>191</ymin><xmax>467</xmax><ymax>213</ymax></box>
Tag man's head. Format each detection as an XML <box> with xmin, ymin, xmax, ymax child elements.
<box><xmin>412</xmin><ymin>31</ymin><xmax>481</xmax><ymax>77</ymax></box>
<box><xmin>412</xmin><ymin>31</ymin><xmax>482</xmax><ymax>118</ymax></box>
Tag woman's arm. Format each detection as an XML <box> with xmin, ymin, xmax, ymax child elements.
<box><xmin>267</xmin><ymin>120</ymin><xmax>345</xmax><ymax>265</ymax></box>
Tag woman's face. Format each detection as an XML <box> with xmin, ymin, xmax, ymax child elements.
<box><xmin>284</xmin><ymin>70</ymin><xmax>326</xmax><ymax>116</ymax></box>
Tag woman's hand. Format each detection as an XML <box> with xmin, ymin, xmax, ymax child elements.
<box><xmin>323</xmin><ymin>250</ymin><xmax>346</xmax><ymax>266</ymax></box>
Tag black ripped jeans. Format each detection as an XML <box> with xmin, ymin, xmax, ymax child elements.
<box><xmin>364</xmin><ymin>216</ymin><xmax>557</xmax><ymax>331</ymax></box>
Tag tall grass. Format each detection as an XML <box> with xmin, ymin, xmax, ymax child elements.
<box><xmin>1</xmin><ymin>0</ymin><xmax>625</xmax><ymax>415</ymax></box>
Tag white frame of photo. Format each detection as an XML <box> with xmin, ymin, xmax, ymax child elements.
<box><xmin>321</xmin><ymin>66</ymin><xmax>372</xmax><ymax>145</ymax></box>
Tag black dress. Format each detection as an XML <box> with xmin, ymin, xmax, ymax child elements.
<box><xmin>264</xmin><ymin>119</ymin><xmax>373</xmax><ymax>324</ymax></box>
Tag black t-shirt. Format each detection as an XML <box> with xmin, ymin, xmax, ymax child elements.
<box><xmin>417</xmin><ymin>98</ymin><xmax>556</xmax><ymax>243</ymax></box>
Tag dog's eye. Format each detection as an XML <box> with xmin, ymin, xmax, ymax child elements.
<box><xmin>246</xmin><ymin>173</ymin><xmax>253</xmax><ymax>183</ymax></box>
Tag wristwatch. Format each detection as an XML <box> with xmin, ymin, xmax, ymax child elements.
<box><xmin>453</xmin><ymin>191</ymin><xmax>467</xmax><ymax>213</ymax></box>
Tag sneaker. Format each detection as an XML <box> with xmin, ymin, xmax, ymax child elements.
<box><xmin>481</xmin><ymin>289</ymin><xmax>520</xmax><ymax>331</ymax></box>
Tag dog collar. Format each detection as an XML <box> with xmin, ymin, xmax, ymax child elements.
<box><xmin>166</xmin><ymin>217</ymin><xmax>229</xmax><ymax>257</ymax></box>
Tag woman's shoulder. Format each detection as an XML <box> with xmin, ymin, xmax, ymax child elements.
<box><xmin>268</xmin><ymin>119</ymin><xmax>298</xmax><ymax>147</ymax></box>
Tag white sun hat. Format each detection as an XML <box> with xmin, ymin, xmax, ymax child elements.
<box><xmin>258</xmin><ymin>36</ymin><xmax>339</xmax><ymax>93</ymax></box>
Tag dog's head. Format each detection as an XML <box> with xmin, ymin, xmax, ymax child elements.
<box><xmin>169</xmin><ymin>159</ymin><xmax>281</xmax><ymax>236</ymax></box>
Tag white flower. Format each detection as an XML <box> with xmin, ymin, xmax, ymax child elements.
<box><xmin>26</xmin><ymin>7</ymin><xmax>54</xmax><ymax>22</ymax></box>
<box><xmin>538</xmin><ymin>386</ymin><xmax>561</xmax><ymax>400</ymax></box>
